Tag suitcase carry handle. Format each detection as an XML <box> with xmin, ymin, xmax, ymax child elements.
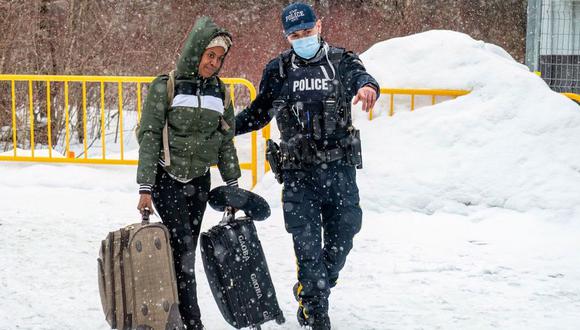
<box><xmin>218</xmin><ymin>208</ymin><xmax>254</xmax><ymax>227</ymax></box>
<box><xmin>219</xmin><ymin>207</ymin><xmax>235</xmax><ymax>226</ymax></box>
<box><xmin>142</xmin><ymin>208</ymin><xmax>151</xmax><ymax>225</ymax></box>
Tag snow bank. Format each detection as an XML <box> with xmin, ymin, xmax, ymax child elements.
<box><xmin>348</xmin><ymin>30</ymin><xmax>580</xmax><ymax>219</ymax></box>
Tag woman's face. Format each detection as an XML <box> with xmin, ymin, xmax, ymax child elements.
<box><xmin>198</xmin><ymin>46</ymin><xmax>226</xmax><ymax>78</ymax></box>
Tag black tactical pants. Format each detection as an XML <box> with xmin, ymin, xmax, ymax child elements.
<box><xmin>281</xmin><ymin>160</ymin><xmax>363</xmax><ymax>317</ymax></box>
<box><xmin>152</xmin><ymin>166</ymin><xmax>210</xmax><ymax>329</ymax></box>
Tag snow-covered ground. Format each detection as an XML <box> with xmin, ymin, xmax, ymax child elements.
<box><xmin>1</xmin><ymin>30</ymin><xmax>580</xmax><ymax>329</ymax></box>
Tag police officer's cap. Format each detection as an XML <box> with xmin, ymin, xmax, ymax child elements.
<box><xmin>281</xmin><ymin>3</ymin><xmax>317</xmax><ymax>36</ymax></box>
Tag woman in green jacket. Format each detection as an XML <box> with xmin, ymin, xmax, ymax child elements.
<box><xmin>136</xmin><ymin>17</ymin><xmax>241</xmax><ymax>329</ymax></box>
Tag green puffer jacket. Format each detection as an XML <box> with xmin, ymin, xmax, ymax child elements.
<box><xmin>137</xmin><ymin>17</ymin><xmax>241</xmax><ymax>187</ymax></box>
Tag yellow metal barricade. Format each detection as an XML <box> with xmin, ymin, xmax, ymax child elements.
<box><xmin>2</xmin><ymin>75</ymin><xmax>578</xmax><ymax>186</ymax></box>
<box><xmin>369</xmin><ymin>88</ymin><xmax>471</xmax><ymax>120</ymax></box>
<box><xmin>0</xmin><ymin>74</ymin><xmax>260</xmax><ymax>186</ymax></box>
<box><xmin>371</xmin><ymin>88</ymin><xmax>579</xmax><ymax>119</ymax></box>
<box><xmin>562</xmin><ymin>93</ymin><xmax>580</xmax><ymax>103</ymax></box>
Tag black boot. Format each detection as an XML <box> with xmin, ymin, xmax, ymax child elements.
<box><xmin>294</xmin><ymin>282</ymin><xmax>332</xmax><ymax>329</ymax></box>
<box><xmin>293</xmin><ymin>281</ymin><xmax>302</xmax><ymax>302</ymax></box>
<box><xmin>310</xmin><ymin>313</ymin><xmax>331</xmax><ymax>330</ymax></box>
<box><xmin>297</xmin><ymin>309</ymin><xmax>331</xmax><ymax>330</ymax></box>
<box><xmin>294</xmin><ymin>282</ymin><xmax>309</xmax><ymax>326</ymax></box>
<box><xmin>297</xmin><ymin>305</ymin><xmax>310</xmax><ymax>326</ymax></box>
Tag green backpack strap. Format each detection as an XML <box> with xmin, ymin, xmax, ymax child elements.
<box><xmin>161</xmin><ymin>70</ymin><xmax>175</xmax><ymax>167</ymax></box>
<box><xmin>217</xmin><ymin>78</ymin><xmax>232</xmax><ymax>133</ymax></box>
<box><xmin>216</xmin><ymin>77</ymin><xmax>231</xmax><ymax>109</ymax></box>
<box><xmin>224</xmin><ymin>85</ymin><xmax>232</xmax><ymax>110</ymax></box>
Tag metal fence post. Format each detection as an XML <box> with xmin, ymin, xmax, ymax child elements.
<box><xmin>525</xmin><ymin>0</ymin><xmax>542</xmax><ymax>72</ymax></box>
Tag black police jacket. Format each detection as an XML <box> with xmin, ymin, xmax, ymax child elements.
<box><xmin>235</xmin><ymin>42</ymin><xmax>380</xmax><ymax>139</ymax></box>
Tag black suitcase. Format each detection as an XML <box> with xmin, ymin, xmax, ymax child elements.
<box><xmin>200</xmin><ymin>187</ymin><xmax>285</xmax><ymax>329</ymax></box>
<box><xmin>200</xmin><ymin>216</ymin><xmax>285</xmax><ymax>329</ymax></box>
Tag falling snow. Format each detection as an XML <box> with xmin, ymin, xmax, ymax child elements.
<box><xmin>1</xmin><ymin>31</ymin><xmax>580</xmax><ymax>329</ymax></box>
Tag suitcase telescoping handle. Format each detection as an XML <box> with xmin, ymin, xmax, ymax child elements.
<box><xmin>142</xmin><ymin>207</ymin><xmax>151</xmax><ymax>225</ymax></box>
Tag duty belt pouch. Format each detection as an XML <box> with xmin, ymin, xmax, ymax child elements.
<box><xmin>323</xmin><ymin>97</ymin><xmax>338</xmax><ymax>136</ymax></box>
<box><xmin>280</xmin><ymin>141</ymin><xmax>298</xmax><ymax>170</ymax></box>
<box><xmin>272</xmin><ymin>99</ymin><xmax>287</xmax><ymax>116</ymax></box>
<box><xmin>299</xmin><ymin>138</ymin><xmax>317</xmax><ymax>167</ymax></box>
<box><xmin>343</xmin><ymin>128</ymin><xmax>363</xmax><ymax>169</ymax></box>
<box><xmin>311</xmin><ymin>112</ymin><xmax>322</xmax><ymax>140</ymax></box>
<box><xmin>266</xmin><ymin>139</ymin><xmax>283</xmax><ymax>184</ymax></box>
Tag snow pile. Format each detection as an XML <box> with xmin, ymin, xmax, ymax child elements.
<box><xmin>347</xmin><ymin>30</ymin><xmax>580</xmax><ymax>219</ymax></box>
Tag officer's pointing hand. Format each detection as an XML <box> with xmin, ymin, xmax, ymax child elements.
<box><xmin>353</xmin><ymin>85</ymin><xmax>377</xmax><ymax>112</ymax></box>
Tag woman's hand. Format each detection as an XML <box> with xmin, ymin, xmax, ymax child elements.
<box><xmin>137</xmin><ymin>194</ymin><xmax>154</xmax><ymax>216</ymax></box>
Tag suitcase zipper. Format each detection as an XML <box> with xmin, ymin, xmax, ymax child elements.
<box><xmin>108</xmin><ymin>232</ymin><xmax>117</xmax><ymax>329</ymax></box>
<box><xmin>239</xmin><ymin>221</ymin><xmax>259</xmax><ymax>327</ymax></box>
<box><xmin>119</xmin><ymin>228</ymin><xmax>131</xmax><ymax>329</ymax></box>
<box><xmin>218</xmin><ymin>226</ymin><xmax>246</xmax><ymax>327</ymax></box>
<box><xmin>228</xmin><ymin>222</ymin><xmax>257</xmax><ymax>327</ymax></box>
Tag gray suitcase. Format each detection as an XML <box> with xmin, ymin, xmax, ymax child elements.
<box><xmin>98</xmin><ymin>211</ymin><xmax>184</xmax><ymax>330</ymax></box>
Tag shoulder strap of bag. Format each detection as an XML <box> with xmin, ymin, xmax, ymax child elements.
<box><xmin>216</xmin><ymin>77</ymin><xmax>231</xmax><ymax>109</ymax></box>
<box><xmin>162</xmin><ymin>70</ymin><xmax>175</xmax><ymax>167</ymax></box>
<box><xmin>224</xmin><ymin>85</ymin><xmax>231</xmax><ymax>110</ymax></box>
<box><xmin>216</xmin><ymin>78</ymin><xmax>232</xmax><ymax>133</ymax></box>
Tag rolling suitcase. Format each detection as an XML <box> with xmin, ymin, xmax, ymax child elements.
<box><xmin>200</xmin><ymin>186</ymin><xmax>285</xmax><ymax>329</ymax></box>
<box><xmin>98</xmin><ymin>210</ymin><xmax>184</xmax><ymax>330</ymax></box>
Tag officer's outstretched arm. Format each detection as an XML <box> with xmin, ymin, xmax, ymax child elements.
<box><xmin>235</xmin><ymin>59</ymin><xmax>282</xmax><ymax>136</ymax></box>
<box><xmin>340</xmin><ymin>51</ymin><xmax>380</xmax><ymax>102</ymax></box>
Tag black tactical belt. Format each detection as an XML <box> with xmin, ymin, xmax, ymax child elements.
<box><xmin>280</xmin><ymin>145</ymin><xmax>346</xmax><ymax>170</ymax></box>
<box><xmin>316</xmin><ymin>147</ymin><xmax>344</xmax><ymax>163</ymax></box>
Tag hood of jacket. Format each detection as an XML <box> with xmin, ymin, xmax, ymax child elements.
<box><xmin>176</xmin><ymin>16</ymin><xmax>232</xmax><ymax>78</ymax></box>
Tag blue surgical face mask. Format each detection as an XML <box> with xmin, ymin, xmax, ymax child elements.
<box><xmin>291</xmin><ymin>34</ymin><xmax>321</xmax><ymax>59</ymax></box>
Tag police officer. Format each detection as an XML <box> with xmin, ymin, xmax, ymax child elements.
<box><xmin>235</xmin><ymin>3</ymin><xmax>378</xmax><ymax>329</ymax></box>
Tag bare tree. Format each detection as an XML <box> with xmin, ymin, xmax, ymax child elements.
<box><xmin>0</xmin><ymin>0</ymin><xmax>527</xmax><ymax>152</ymax></box>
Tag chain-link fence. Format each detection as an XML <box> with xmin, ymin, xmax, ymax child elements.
<box><xmin>526</xmin><ymin>0</ymin><xmax>580</xmax><ymax>93</ymax></box>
